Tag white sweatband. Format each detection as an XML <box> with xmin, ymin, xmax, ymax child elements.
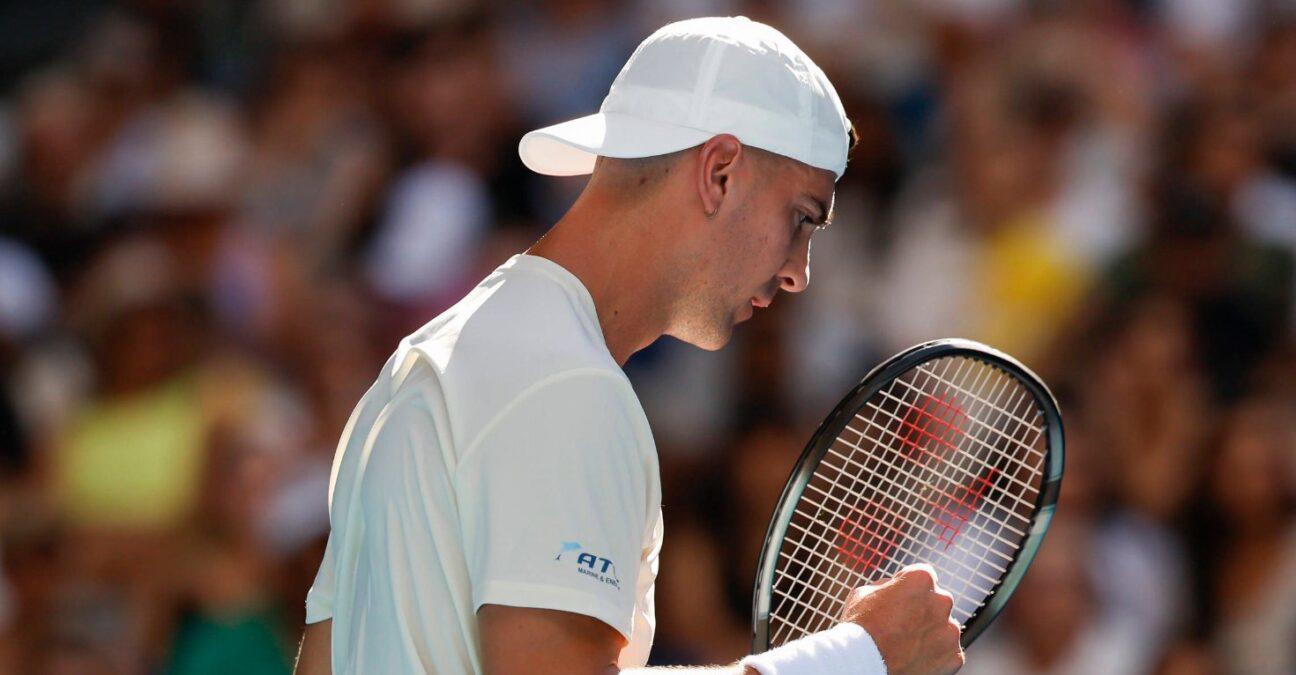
<box><xmin>740</xmin><ymin>623</ymin><xmax>887</xmax><ymax>675</ymax></box>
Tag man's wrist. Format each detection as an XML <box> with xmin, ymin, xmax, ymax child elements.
<box><xmin>739</xmin><ymin>623</ymin><xmax>887</xmax><ymax>675</ymax></box>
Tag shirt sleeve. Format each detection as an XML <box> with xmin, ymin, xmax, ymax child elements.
<box><xmin>304</xmin><ymin>531</ymin><xmax>337</xmax><ymax>623</ymax></box>
<box><xmin>455</xmin><ymin>370</ymin><xmax>655</xmax><ymax>640</ymax></box>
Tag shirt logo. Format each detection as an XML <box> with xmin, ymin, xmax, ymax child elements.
<box><xmin>553</xmin><ymin>541</ymin><xmax>620</xmax><ymax>590</ymax></box>
<box><xmin>554</xmin><ymin>541</ymin><xmax>583</xmax><ymax>561</ymax></box>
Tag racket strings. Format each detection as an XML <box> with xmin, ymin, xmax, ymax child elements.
<box><xmin>811</xmin><ymin>451</ymin><xmax>1019</xmax><ymax>574</ymax></box>
<box><xmin>767</xmin><ymin>362</ymin><xmax>1041</xmax><ymax>637</ymax></box>
<box><xmin>774</xmin><ymin>456</ymin><xmax>1006</xmax><ymax>637</ymax></box>
<box><xmin>855</xmin><ymin>360</ymin><xmax>1041</xmax><ymax>604</ymax></box>
<box><xmin>881</xmin><ymin>377</ymin><xmax>1044</xmax><ymax>494</ymax></box>
<box><xmin>776</xmin><ymin>495</ymin><xmax>1004</xmax><ymax>614</ymax></box>
<box><xmin>767</xmin><ymin>356</ymin><xmax>1048</xmax><ymax>646</ymax></box>
<box><xmin>901</xmin><ymin>365</ymin><xmax>1046</xmax><ymax>483</ymax></box>
<box><xmin>771</xmin><ymin>364</ymin><xmax>931</xmax><ymax>644</ymax></box>
<box><xmin>892</xmin><ymin>358</ymin><xmax>1042</xmax><ymax>488</ymax></box>
<box><xmin>775</xmin><ymin>441</ymin><xmax>999</xmax><ymax>638</ymax></box>
<box><xmin>864</xmin><ymin>370</ymin><xmax>1043</xmax><ymax>537</ymax></box>
<box><xmin>783</xmin><ymin>485</ymin><xmax>1003</xmax><ymax>596</ymax></box>
<box><xmin>772</xmin><ymin>373</ymin><xmax>932</xmax><ymax>644</ymax></box>
<box><xmin>779</xmin><ymin>359</ymin><xmax>1024</xmax><ymax>635</ymax></box>
<box><xmin>843</xmin><ymin>408</ymin><xmax>1038</xmax><ymax>516</ymax></box>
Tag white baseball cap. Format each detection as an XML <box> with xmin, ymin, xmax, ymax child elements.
<box><xmin>518</xmin><ymin>16</ymin><xmax>852</xmax><ymax>179</ymax></box>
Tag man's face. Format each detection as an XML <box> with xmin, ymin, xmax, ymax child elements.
<box><xmin>670</xmin><ymin>151</ymin><xmax>836</xmax><ymax>350</ymax></box>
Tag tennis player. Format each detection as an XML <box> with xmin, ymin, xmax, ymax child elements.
<box><xmin>294</xmin><ymin>16</ymin><xmax>963</xmax><ymax>675</ymax></box>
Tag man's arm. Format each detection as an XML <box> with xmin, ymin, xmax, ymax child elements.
<box><xmin>478</xmin><ymin>605</ymin><xmax>751</xmax><ymax>674</ymax></box>
<box><xmin>480</xmin><ymin>565</ymin><xmax>963</xmax><ymax>675</ymax></box>
<box><xmin>293</xmin><ymin>619</ymin><xmax>332</xmax><ymax>675</ymax></box>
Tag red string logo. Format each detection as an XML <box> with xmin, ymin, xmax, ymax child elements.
<box><xmin>896</xmin><ymin>393</ymin><xmax>969</xmax><ymax>464</ymax></box>
<box><xmin>928</xmin><ymin>469</ymin><xmax>999</xmax><ymax>548</ymax></box>
<box><xmin>835</xmin><ymin>500</ymin><xmax>901</xmax><ymax>574</ymax></box>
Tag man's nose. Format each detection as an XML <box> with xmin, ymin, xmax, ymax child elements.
<box><xmin>778</xmin><ymin>236</ymin><xmax>811</xmax><ymax>293</ymax></box>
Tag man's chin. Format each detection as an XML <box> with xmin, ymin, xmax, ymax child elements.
<box><xmin>667</xmin><ymin>322</ymin><xmax>735</xmax><ymax>352</ymax></box>
<box><xmin>689</xmin><ymin>337</ymin><xmax>730</xmax><ymax>352</ymax></box>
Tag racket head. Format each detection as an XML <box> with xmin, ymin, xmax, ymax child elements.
<box><xmin>751</xmin><ymin>338</ymin><xmax>1064</xmax><ymax>652</ymax></box>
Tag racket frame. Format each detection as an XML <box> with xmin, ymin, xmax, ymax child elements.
<box><xmin>750</xmin><ymin>338</ymin><xmax>1065</xmax><ymax>651</ymax></box>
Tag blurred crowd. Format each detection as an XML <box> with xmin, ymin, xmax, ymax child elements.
<box><xmin>0</xmin><ymin>0</ymin><xmax>1293</xmax><ymax>673</ymax></box>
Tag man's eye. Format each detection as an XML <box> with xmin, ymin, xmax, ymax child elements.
<box><xmin>796</xmin><ymin>213</ymin><xmax>814</xmax><ymax>229</ymax></box>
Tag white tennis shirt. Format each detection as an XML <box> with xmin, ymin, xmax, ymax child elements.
<box><xmin>306</xmin><ymin>254</ymin><xmax>663</xmax><ymax>673</ymax></box>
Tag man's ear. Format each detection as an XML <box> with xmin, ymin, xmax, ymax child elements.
<box><xmin>696</xmin><ymin>134</ymin><xmax>743</xmax><ymax>219</ymax></box>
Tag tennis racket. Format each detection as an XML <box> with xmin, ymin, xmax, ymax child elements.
<box><xmin>751</xmin><ymin>338</ymin><xmax>1064</xmax><ymax>652</ymax></box>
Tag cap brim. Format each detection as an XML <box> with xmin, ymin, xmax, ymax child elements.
<box><xmin>518</xmin><ymin>112</ymin><xmax>715</xmax><ymax>176</ymax></box>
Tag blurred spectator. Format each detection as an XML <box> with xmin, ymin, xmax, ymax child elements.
<box><xmin>962</xmin><ymin>516</ymin><xmax>1158</xmax><ymax>675</ymax></box>
<box><xmin>1238</xmin><ymin>18</ymin><xmax>1296</xmax><ymax>331</ymax></box>
<box><xmin>0</xmin><ymin>237</ymin><xmax>57</xmax><ymax>343</ymax></box>
<box><xmin>238</xmin><ymin>43</ymin><xmax>385</xmax><ymax>267</ymax></box>
<box><xmin>163</xmin><ymin>423</ymin><xmax>295</xmax><ymax>675</ymax></box>
<box><xmin>1058</xmin><ymin>385</ymin><xmax>1190</xmax><ymax>653</ymax></box>
<box><xmin>212</xmin><ymin>40</ymin><xmax>386</xmax><ymax>346</ymax></box>
<box><xmin>0</xmin><ymin>235</ymin><xmax>57</xmax><ymax>482</ymax></box>
<box><xmin>1087</xmin><ymin>296</ymin><xmax>1211</xmax><ymax>523</ymax></box>
<box><xmin>498</xmin><ymin>0</ymin><xmax>639</xmax><ymax>219</ymax></box>
<box><xmin>1153</xmin><ymin>640</ymin><xmax>1221</xmax><ymax>675</ymax></box>
<box><xmin>650</xmin><ymin>517</ymin><xmax>749</xmax><ymax>666</ymax></box>
<box><xmin>55</xmin><ymin>237</ymin><xmax>209</xmax><ymax>531</ymax></box>
<box><xmin>1198</xmin><ymin>393</ymin><xmax>1296</xmax><ymax>675</ymax></box>
<box><xmin>499</xmin><ymin>0</ymin><xmax>636</xmax><ymax>126</ymax></box>
<box><xmin>1069</xmin><ymin>298</ymin><xmax>1199</xmax><ymax>658</ymax></box>
<box><xmin>1100</xmin><ymin>133</ymin><xmax>1294</xmax><ymax>400</ymax></box>
<box><xmin>874</xmin><ymin>54</ymin><xmax>1092</xmax><ymax>363</ymax></box>
<box><xmin>364</xmin><ymin>14</ymin><xmax>504</xmax><ymax>324</ymax></box>
<box><xmin>2</xmin><ymin>67</ymin><xmax>101</xmax><ymax>277</ymax></box>
<box><xmin>363</xmin><ymin>160</ymin><xmax>489</xmax><ymax>312</ymax></box>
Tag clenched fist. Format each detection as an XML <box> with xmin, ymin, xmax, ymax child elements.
<box><xmin>840</xmin><ymin>564</ymin><xmax>964</xmax><ymax>675</ymax></box>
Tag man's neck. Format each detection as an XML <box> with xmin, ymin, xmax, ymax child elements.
<box><xmin>527</xmin><ymin>196</ymin><xmax>676</xmax><ymax>367</ymax></box>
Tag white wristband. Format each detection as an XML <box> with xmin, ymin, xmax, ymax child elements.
<box><xmin>740</xmin><ymin>623</ymin><xmax>887</xmax><ymax>675</ymax></box>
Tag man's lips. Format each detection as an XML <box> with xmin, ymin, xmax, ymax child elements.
<box><xmin>752</xmin><ymin>296</ymin><xmax>772</xmax><ymax>308</ymax></box>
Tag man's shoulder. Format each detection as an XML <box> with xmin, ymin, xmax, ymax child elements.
<box><xmin>412</xmin><ymin>255</ymin><xmax>614</xmax><ymax>373</ymax></box>
<box><xmin>392</xmin><ymin>255</ymin><xmax>634</xmax><ymax>444</ymax></box>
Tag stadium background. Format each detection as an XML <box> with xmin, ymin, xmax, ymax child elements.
<box><xmin>0</xmin><ymin>0</ymin><xmax>1293</xmax><ymax>673</ymax></box>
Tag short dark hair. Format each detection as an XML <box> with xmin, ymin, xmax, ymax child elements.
<box><xmin>593</xmin><ymin>126</ymin><xmax>858</xmax><ymax>185</ymax></box>
<box><xmin>591</xmin><ymin>150</ymin><xmax>690</xmax><ymax>195</ymax></box>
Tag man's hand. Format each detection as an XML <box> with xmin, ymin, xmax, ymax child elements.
<box><xmin>840</xmin><ymin>564</ymin><xmax>964</xmax><ymax>675</ymax></box>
